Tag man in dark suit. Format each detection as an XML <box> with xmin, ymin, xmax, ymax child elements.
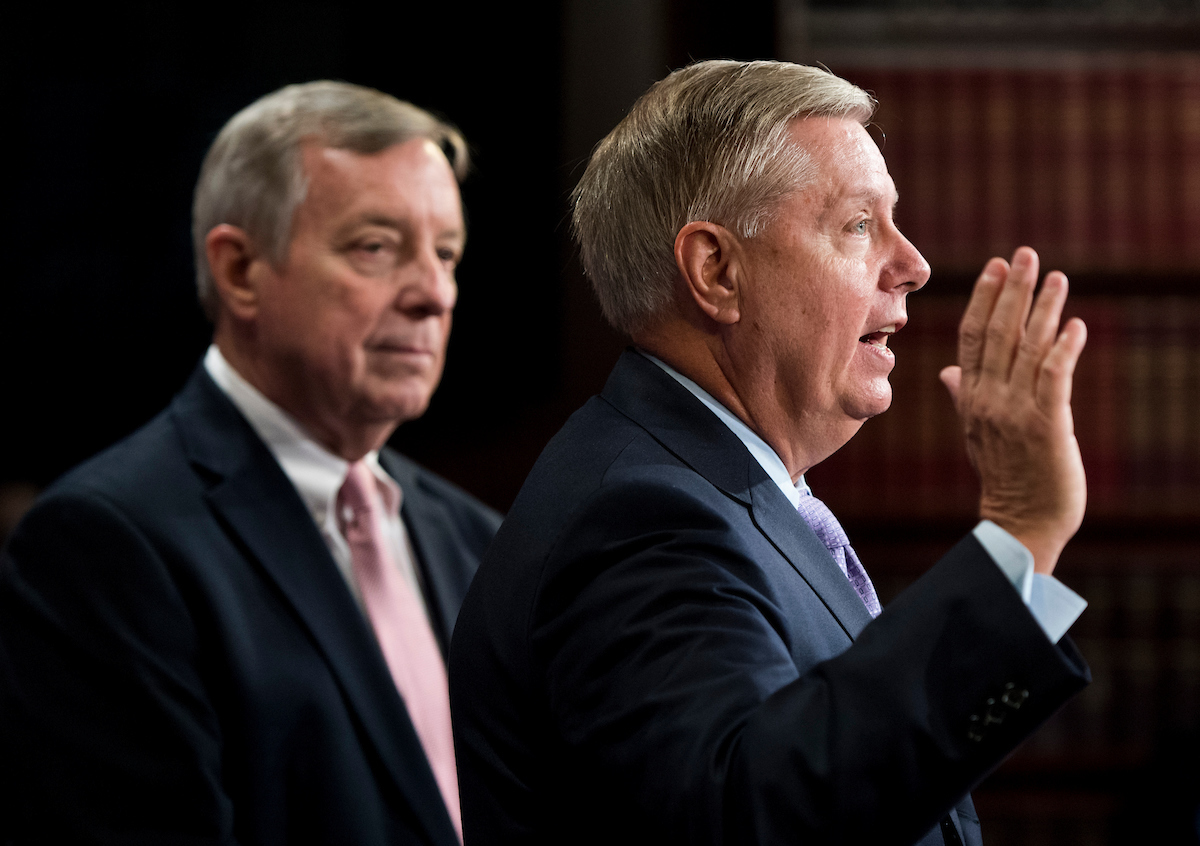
<box><xmin>0</xmin><ymin>81</ymin><xmax>499</xmax><ymax>845</ymax></box>
<box><xmin>449</xmin><ymin>61</ymin><xmax>1090</xmax><ymax>845</ymax></box>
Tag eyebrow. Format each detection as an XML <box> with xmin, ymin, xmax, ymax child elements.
<box><xmin>847</xmin><ymin>188</ymin><xmax>899</xmax><ymax>207</ymax></box>
<box><xmin>817</xmin><ymin>187</ymin><xmax>899</xmax><ymax>224</ymax></box>
<box><xmin>342</xmin><ymin>214</ymin><xmax>466</xmax><ymax>241</ymax></box>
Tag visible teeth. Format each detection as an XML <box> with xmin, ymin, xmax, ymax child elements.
<box><xmin>859</xmin><ymin>325</ymin><xmax>898</xmax><ymax>345</ymax></box>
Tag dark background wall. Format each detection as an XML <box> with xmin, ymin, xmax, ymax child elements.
<box><xmin>4</xmin><ymin>2</ymin><xmax>567</xmax><ymax>502</ymax></box>
<box><xmin>2</xmin><ymin>0</ymin><xmax>780</xmax><ymax>515</ymax></box>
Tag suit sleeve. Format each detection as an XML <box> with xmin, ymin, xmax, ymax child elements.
<box><xmin>0</xmin><ymin>491</ymin><xmax>238</xmax><ymax>845</ymax></box>
<box><xmin>530</xmin><ymin>473</ymin><xmax>1089</xmax><ymax>846</ymax></box>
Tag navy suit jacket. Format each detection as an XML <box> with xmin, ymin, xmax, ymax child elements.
<box><xmin>450</xmin><ymin>350</ymin><xmax>1089</xmax><ymax>846</ymax></box>
<box><xmin>0</xmin><ymin>366</ymin><xmax>501</xmax><ymax>845</ymax></box>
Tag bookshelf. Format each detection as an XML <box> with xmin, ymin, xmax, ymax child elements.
<box><xmin>790</xmin><ymin>22</ymin><xmax>1200</xmax><ymax>844</ymax></box>
<box><xmin>842</xmin><ymin>57</ymin><xmax>1200</xmax><ymax>278</ymax></box>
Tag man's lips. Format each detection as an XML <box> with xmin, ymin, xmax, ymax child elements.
<box><xmin>859</xmin><ymin>323</ymin><xmax>898</xmax><ymax>350</ymax></box>
<box><xmin>367</xmin><ymin>340</ymin><xmax>435</xmax><ymax>356</ymax></box>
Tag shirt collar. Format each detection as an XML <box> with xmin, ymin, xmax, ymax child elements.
<box><xmin>203</xmin><ymin>345</ymin><xmax>402</xmax><ymax>526</ymax></box>
<box><xmin>642</xmin><ymin>352</ymin><xmax>807</xmax><ymax>508</ymax></box>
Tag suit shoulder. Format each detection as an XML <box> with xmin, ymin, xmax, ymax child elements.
<box><xmin>483</xmin><ymin>396</ymin><xmax>744</xmax><ymax>584</ymax></box>
<box><xmin>511</xmin><ymin>395</ymin><xmax>726</xmax><ymax>520</ymax></box>
<box><xmin>41</xmin><ymin>406</ymin><xmax>195</xmax><ymax>512</ymax></box>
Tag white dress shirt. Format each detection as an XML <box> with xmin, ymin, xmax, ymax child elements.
<box><xmin>203</xmin><ymin>345</ymin><xmax>431</xmax><ymax>621</ymax></box>
<box><xmin>646</xmin><ymin>353</ymin><xmax>1086</xmax><ymax>643</ymax></box>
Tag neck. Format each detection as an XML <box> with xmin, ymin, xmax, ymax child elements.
<box><xmin>212</xmin><ymin>328</ymin><xmax>394</xmax><ymax>462</ymax></box>
<box><xmin>635</xmin><ymin>320</ymin><xmax>857</xmax><ymax>482</ymax></box>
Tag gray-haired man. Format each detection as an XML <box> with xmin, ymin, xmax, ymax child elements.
<box><xmin>450</xmin><ymin>60</ymin><xmax>1089</xmax><ymax>846</ymax></box>
<box><xmin>1</xmin><ymin>81</ymin><xmax>499</xmax><ymax>845</ymax></box>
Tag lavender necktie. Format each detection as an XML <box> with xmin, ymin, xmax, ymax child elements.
<box><xmin>795</xmin><ymin>491</ymin><xmax>882</xmax><ymax>618</ymax></box>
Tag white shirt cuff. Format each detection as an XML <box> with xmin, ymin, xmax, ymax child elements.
<box><xmin>972</xmin><ymin>520</ymin><xmax>1087</xmax><ymax>643</ymax></box>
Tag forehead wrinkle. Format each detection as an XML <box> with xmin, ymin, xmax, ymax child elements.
<box><xmin>783</xmin><ymin>119</ymin><xmax>897</xmax><ymax>229</ymax></box>
<box><xmin>359</xmin><ymin>213</ymin><xmax>408</xmax><ymax>229</ymax></box>
<box><xmin>839</xmin><ymin>175</ymin><xmax>899</xmax><ymax>215</ymax></box>
<box><xmin>812</xmin><ymin>164</ymin><xmax>896</xmax><ymax>226</ymax></box>
<box><xmin>328</xmin><ymin>213</ymin><xmax>405</xmax><ymax>244</ymax></box>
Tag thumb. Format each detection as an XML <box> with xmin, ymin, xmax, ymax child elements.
<box><xmin>939</xmin><ymin>365</ymin><xmax>962</xmax><ymax>406</ymax></box>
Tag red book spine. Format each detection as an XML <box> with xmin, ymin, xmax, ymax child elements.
<box><xmin>1059</xmin><ymin>64</ymin><xmax>1091</xmax><ymax>272</ymax></box>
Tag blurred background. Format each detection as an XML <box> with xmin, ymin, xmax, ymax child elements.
<box><xmin>4</xmin><ymin>1</ymin><xmax>1198</xmax><ymax>842</ymax></box>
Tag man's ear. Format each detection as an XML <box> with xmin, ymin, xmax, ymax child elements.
<box><xmin>205</xmin><ymin>224</ymin><xmax>268</xmax><ymax>322</ymax></box>
<box><xmin>674</xmin><ymin>221</ymin><xmax>742</xmax><ymax>325</ymax></box>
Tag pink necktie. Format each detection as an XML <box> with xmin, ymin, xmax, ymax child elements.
<box><xmin>795</xmin><ymin>490</ymin><xmax>882</xmax><ymax>618</ymax></box>
<box><xmin>337</xmin><ymin>461</ymin><xmax>461</xmax><ymax>840</ymax></box>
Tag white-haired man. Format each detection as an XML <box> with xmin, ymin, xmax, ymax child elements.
<box><xmin>0</xmin><ymin>81</ymin><xmax>499</xmax><ymax>845</ymax></box>
<box><xmin>450</xmin><ymin>60</ymin><xmax>1089</xmax><ymax>845</ymax></box>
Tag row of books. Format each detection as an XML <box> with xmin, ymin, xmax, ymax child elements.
<box><xmin>808</xmin><ymin>295</ymin><xmax>1200</xmax><ymax>525</ymax></box>
<box><xmin>837</xmin><ymin>56</ymin><xmax>1200</xmax><ymax>276</ymax></box>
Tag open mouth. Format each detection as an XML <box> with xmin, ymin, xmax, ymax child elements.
<box><xmin>859</xmin><ymin>325</ymin><xmax>897</xmax><ymax>350</ymax></box>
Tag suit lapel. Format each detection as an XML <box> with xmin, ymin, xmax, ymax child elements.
<box><xmin>746</xmin><ymin>472</ymin><xmax>873</xmax><ymax>639</ymax></box>
<box><xmin>601</xmin><ymin>350</ymin><xmax>874</xmax><ymax>640</ymax></box>
<box><xmin>170</xmin><ymin>368</ymin><xmax>458</xmax><ymax>846</ymax></box>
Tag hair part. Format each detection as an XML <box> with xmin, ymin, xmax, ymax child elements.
<box><xmin>192</xmin><ymin>80</ymin><xmax>469</xmax><ymax>321</ymax></box>
<box><xmin>571</xmin><ymin>60</ymin><xmax>875</xmax><ymax>336</ymax></box>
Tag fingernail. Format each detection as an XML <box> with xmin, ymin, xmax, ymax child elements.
<box><xmin>1045</xmin><ymin>271</ymin><xmax>1067</xmax><ymax>292</ymax></box>
<box><xmin>982</xmin><ymin>260</ymin><xmax>1003</xmax><ymax>282</ymax></box>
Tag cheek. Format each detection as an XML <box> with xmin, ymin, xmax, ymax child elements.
<box><xmin>340</xmin><ymin>293</ymin><xmax>396</xmax><ymax>344</ymax></box>
<box><xmin>306</xmin><ymin>311</ymin><xmax>380</xmax><ymax>384</ymax></box>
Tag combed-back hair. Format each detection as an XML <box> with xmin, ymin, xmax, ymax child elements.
<box><xmin>192</xmin><ymin>80</ymin><xmax>468</xmax><ymax>320</ymax></box>
<box><xmin>572</xmin><ymin>60</ymin><xmax>874</xmax><ymax>336</ymax></box>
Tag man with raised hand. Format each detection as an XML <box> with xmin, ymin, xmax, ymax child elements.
<box><xmin>450</xmin><ymin>60</ymin><xmax>1089</xmax><ymax>846</ymax></box>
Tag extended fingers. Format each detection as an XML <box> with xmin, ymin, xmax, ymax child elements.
<box><xmin>1036</xmin><ymin>316</ymin><xmax>1088</xmax><ymax>411</ymax></box>
<box><xmin>979</xmin><ymin>247</ymin><xmax>1040</xmax><ymax>380</ymax></box>
<box><xmin>958</xmin><ymin>258</ymin><xmax>1008</xmax><ymax>379</ymax></box>
<box><xmin>1010</xmin><ymin>270</ymin><xmax>1069</xmax><ymax>391</ymax></box>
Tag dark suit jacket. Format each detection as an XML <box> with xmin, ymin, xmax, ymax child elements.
<box><xmin>449</xmin><ymin>350</ymin><xmax>1089</xmax><ymax>846</ymax></box>
<box><xmin>0</xmin><ymin>366</ymin><xmax>501</xmax><ymax>846</ymax></box>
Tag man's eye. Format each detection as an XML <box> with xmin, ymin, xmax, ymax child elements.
<box><xmin>347</xmin><ymin>240</ymin><xmax>399</xmax><ymax>275</ymax></box>
<box><xmin>437</xmin><ymin>248</ymin><xmax>460</xmax><ymax>264</ymax></box>
<box><xmin>852</xmin><ymin>220</ymin><xmax>869</xmax><ymax>235</ymax></box>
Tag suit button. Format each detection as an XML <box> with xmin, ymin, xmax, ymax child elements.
<box><xmin>968</xmin><ymin>683</ymin><xmax>1031</xmax><ymax>742</ymax></box>
<box><xmin>967</xmin><ymin>714</ymin><xmax>984</xmax><ymax>742</ymax></box>
<box><xmin>1000</xmin><ymin>682</ymin><xmax>1029</xmax><ymax>710</ymax></box>
<box><xmin>984</xmin><ymin>697</ymin><xmax>1007</xmax><ymax>726</ymax></box>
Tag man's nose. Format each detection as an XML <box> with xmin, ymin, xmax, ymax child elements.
<box><xmin>398</xmin><ymin>247</ymin><xmax>458</xmax><ymax>316</ymax></box>
<box><xmin>885</xmin><ymin>228</ymin><xmax>930</xmax><ymax>293</ymax></box>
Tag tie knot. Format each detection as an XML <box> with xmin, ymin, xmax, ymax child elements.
<box><xmin>795</xmin><ymin>492</ymin><xmax>849</xmax><ymax>549</ymax></box>
<box><xmin>337</xmin><ymin>461</ymin><xmax>376</xmax><ymax>534</ymax></box>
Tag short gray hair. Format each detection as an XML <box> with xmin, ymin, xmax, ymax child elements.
<box><xmin>572</xmin><ymin>60</ymin><xmax>874</xmax><ymax>336</ymax></box>
<box><xmin>193</xmin><ymin>80</ymin><xmax>469</xmax><ymax>320</ymax></box>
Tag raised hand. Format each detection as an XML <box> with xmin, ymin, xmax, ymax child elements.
<box><xmin>939</xmin><ymin>247</ymin><xmax>1088</xmax><ymax>575</ymax></box>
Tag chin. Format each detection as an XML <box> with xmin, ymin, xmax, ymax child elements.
<box><xmin>844</xmin><ymin>387</ymin><xmax>893</xmax><ymax>421</ymax></box>
<box><xmin>359</xmin><ymin>388</ymin><xmax>436</xmax><ymax>428</ymax></box>
<box><xmin>390</xmin><ymin>397</ymin><xmax>434</xmax><ymax>425</ymax></box>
